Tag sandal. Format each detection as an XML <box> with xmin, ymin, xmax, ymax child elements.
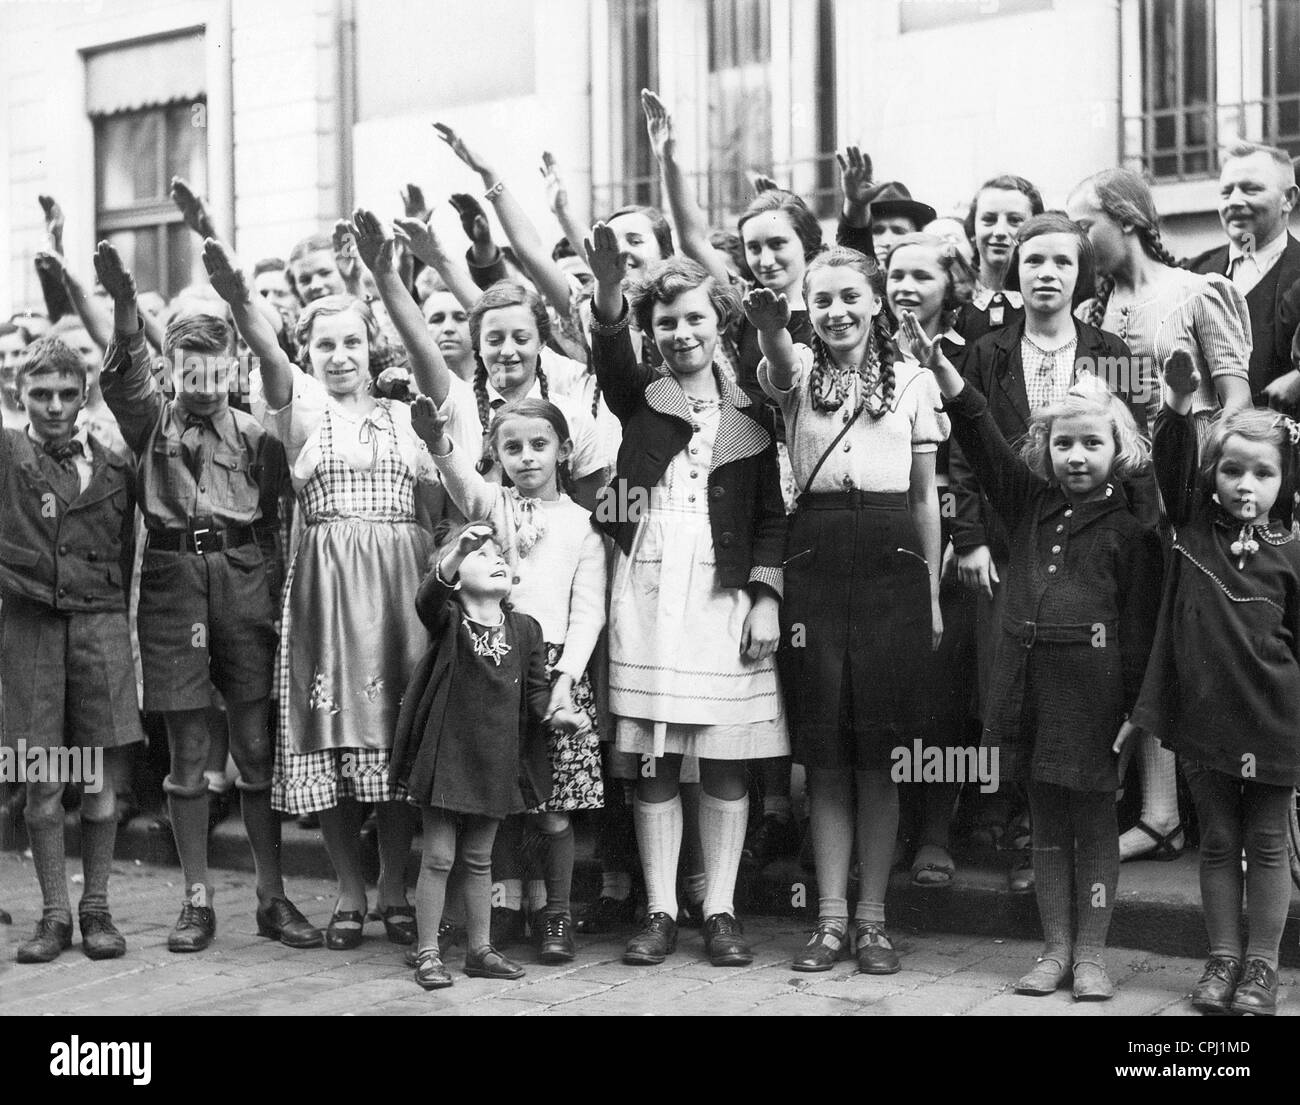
<box><xmin>1015</xmin><ymin>954</ymin><xmax>1071</xmax><ymax>995</ymax></box>
<box><xmin>1121</xmin><ymin>820</ymin><xmax>1185</xmax><ymax>862</ymax></box>
<box><xmin>910</xmin><ymin>843</ymin><xmax>955</xmax><ymax>888</ymax></box>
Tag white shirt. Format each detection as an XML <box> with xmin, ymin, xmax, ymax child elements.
<box><xmin>1228</xmin><ymin>229</ymin><xmax>1289</xmax><ymax>296</ymax></box>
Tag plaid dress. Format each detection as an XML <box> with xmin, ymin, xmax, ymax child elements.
<box><xmin>272</xmin><ymin>405</ymin><xmax>433</xmax><ymax>814</ymax></box>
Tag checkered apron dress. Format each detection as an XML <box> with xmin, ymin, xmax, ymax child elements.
<box><xmin>272</xmin><ymin>404</ymin><xmax>433</xmax><ymax>814</ymax></box>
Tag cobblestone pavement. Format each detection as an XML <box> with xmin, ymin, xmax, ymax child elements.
<box><xmin>1</xmin><ymin>852</ymin><xmax>1295</xmax><ymax>1017</ymax></box>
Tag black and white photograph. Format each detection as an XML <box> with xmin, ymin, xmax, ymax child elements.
<box><xmin>0</xmin><ymin>0</ymin><xmax>1297</xmax><ymax>1056</ymax></box>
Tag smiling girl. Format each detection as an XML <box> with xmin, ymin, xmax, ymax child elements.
<box><xmin>587</xmin><ymin>225</ymin><xmax>788</xmax><ymax>969</ymax></box>
<box><xmin>913</xmin><ymin>312</ymin><xmax>1163</xmax><ymax>1001</ymax></box>
<box><xmin>956</xmin><ymin>175</ymin><xmax>1044</xmax><ymax>346</ymax></box>
<box><xmin>206</xmin><ymin>240</ymin><xmax>434</xmax><ymax>952</ymax></box>
<box><xmin>747</xmin><ymin>246</ymin><xmax>946</xmax><ymax>975</ymax></box>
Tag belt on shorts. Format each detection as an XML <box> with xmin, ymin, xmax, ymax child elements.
<box><xmin>796</xmin><ymin>490</ymin><xmax>909</xmax><ymax>511</ymax></box>
<box><xmin>1003</xmin><ymin>619</ymin><xmax>1116</xmax><ymax>648</ymax></box>
<box><xmin>147</xmin><ymin>525</ymin><xmax>257</xmax><ymax>555</ymax></box>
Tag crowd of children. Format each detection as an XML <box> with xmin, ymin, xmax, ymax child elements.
<box><xmin>3</xmin><ymin>93</ymin><xmax>1300</xmax><ymax>1015</ymax></box>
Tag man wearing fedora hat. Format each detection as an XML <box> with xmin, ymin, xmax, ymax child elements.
<box><xmin>836</xmin><ymin>147</ymin><xmax>938</xmax><ymax>266</ymax></box>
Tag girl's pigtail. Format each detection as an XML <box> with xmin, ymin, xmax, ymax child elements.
<box><xmin>535</xmin><ymin>355</ymin><xmax>550</xmax><ymax>400</ymax></box>
<box><xmin>1086</xmin><ymin>273</ymin><xmax>1113</xmax><ymax>330</ymax></box>
<box><xmin>473</xmin><ymin>360</ymin><xmax>496</xmax><ymax>475</ymax></box>
<box><xmin>808</xmin><ymin>332</ymin><xmax>830</xmax><ymax>409</ymax></box>
<box><xmin>1139</xmin><ymin>226</ymin><xmax>1183</xmax><ymax>270</ymax></box>
<box><xmin>868</xmin><ymin>314</ymin><xmax>897</xmax><ymax>418</ymax></box>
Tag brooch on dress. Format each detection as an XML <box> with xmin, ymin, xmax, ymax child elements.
<box><xmin>1230</xmin><ymin>523</ymin><xmax>1261</xmax><ymax>570</ymax></box>
<box><xmin>464</xmin><ymin>618</ymin><xmax>511</xmax><ymax>666</ymax></box>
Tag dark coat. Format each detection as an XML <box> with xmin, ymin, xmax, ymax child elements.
<box><xmin>1191</xmin><ymin>233</ymin><xmax>1300</xmax><ymax>396</ymax></box>
<box><xmin>591</xmin><ymin>306</ymin><xmax>786</xmax><ymax>596</ymax></box>
<box><xmin>387</xmin><ymin>572</ymin><xmax>552</xmax><ymax>817</ymax></box>
<box><xmin>1130</xmin><ymin>407</ymin><xmax>1300</xmax><ymax>787</ymax></box>
<box><xmin>0</xmin><ymin>429</ymin><xmax>134</xmax><ymax>612</ymax></box>
<box><xmin>948</xmin><ymin>316</ymin><xmax>1154</xmax><ymax>560</ymax></box>
<box><xmin>945</xmin><ymin>383</ymin><xmax>1163</xmax><ymax>791</ymax></box>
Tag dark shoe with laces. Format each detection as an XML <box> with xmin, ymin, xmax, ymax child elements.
<box><xmin>792</xmin><ymin>919</ymin><xmax>850</xmax><ymax>972</ymax></box>
<box><xmin>854</xmin><ymin>921</ymin><xmax>901</xmax><ymax>975</ymax></box>
<box><xmin>537</xmin><ymin>910</ymin><xmax>576</xmax><ymax>964</ymax></box>
<box><xmin>255</xmin><ymin>897</ymin><xmax>323</xmax><ymax>949</ymax></box>
<box><xmin>1230</xmin><ymin>958</ymin><xmax>1278</xmax><ymax>1016</ymax></box>
<box><xmin>490</xmin><ymin>907</ymin><xmax>526</xmax><ymax>949</ymax></box>
<box><xmin>623</xmin><ymin>911</ymin><xmax>678</xmax><ymax>965</ymax></box>
<box><xmin>16</xmin><ymin>914</ymin><xmax>73</xmax><ymax>963</ymax></box>
<box><xmin>413</xmin><ymin>948</ymin><xmax>454</xmax><ymax>990</ymax></box>
<box><xmin>703</xmin><ymin>912</ymin><xmax>753</xmax><ymax>967</ymax></box>
<box><xmin>1191</xmin><ymin>955</ymin><xmax>1241</xmax><ymax>1014</ymax></box>
<box><xmin>167</xmin><ymin>898</ymin><xmax>216</xmax><ymax>953</ymax></box>
<box><xmin>78</xmin><ymin>909</ymin><xmax>126</xmax><ymax>960</ymax></box>
<box><xmin>576</xmin><ymin>894</ymin><xmax>637</xmax><ymax>934</ymax></box>
<box><xmin>463</xmin><ymin>944</ymin><xmax>526</xmax><ymax>980</ymax></box>
<box><xmin>743</xmin><ymin>814</ymin><xmax>800</xmax><ymax>869</ymax></box>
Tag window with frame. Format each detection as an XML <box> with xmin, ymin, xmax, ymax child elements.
<box><xmin>1262</xmin><ymin>0</ymin><xmax>1300</xmax><ymax>157</ymax></box>
<box><xmin>87</xmin><ymin>33</ymin><xmax>207</xmax><ymax>298</ymax></box>
<box><xmin>706</xmin><ymin>0</ymin><xmax>772</xmax><ymax>221</ymax></box>
<box><xmin>593</xmin><ymin>0</ymin><xmax>659</xmax><ymax>216</ymax></box>
<box><xmin>1137</xmin><ymin>0</ymin><xmax>1216</xmax><ymax>180</ymax></box>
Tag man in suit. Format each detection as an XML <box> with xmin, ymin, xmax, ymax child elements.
<box><xmin>1191</xmin><ymin>141</ymin><xmax>1300</xmax><ymax>408</ymax></box>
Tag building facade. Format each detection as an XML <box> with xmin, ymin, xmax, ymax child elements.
<box><xmin>1</xmin><ymin>0</ymin><xmax>1296</xmax><ymax>315</ymax></box>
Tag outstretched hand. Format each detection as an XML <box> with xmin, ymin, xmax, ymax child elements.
<box><xmin>38</xmin><ymin>194</ymin><xmax>65</xmax><ymax>254</ymax></box>
<box><xmin>33</xmin><ymin>250</ymin><xmax>66</xmax><ymax>282</ymax></box>
<box><xmin>455</xmin><ymin>522</ymin><xmax>495</xmax><ymax>558</ymax></box>
<box><xmin>1162</xmin><ymin>349</ymin><xmax>1200</xmax><ymax>398</ymax></box>
<box><xmin>640</xmin><ymin>89</ymin><xmax>675</xmax><ymax>160</ymax></box>
<box><xmin>350</xmin><ymin>208</ymin><xmax>395</xmax><ymax>274</ymax></box>
<box><xmin>751</xmin><ymin>173</ymin><xmax>780</xmax><ymax>195</ymax></box>
<box><xmin>201</xmin><ymin>238</ymin><xmax>252</xmax><ymax>305</ymax></box>
<box><xmin>410</xmin><ymin>394</ymin><xmax>449</xmax><ymax>451</ymax></box>
<box><xmin>433</xmin><ymin>122</ymin><xmax>492</xmax><ymax>177</ymax></box>
<box><xmin>898</xmin><ymin>309</ymin><xmax>939</xmax><ymax>370</ymax></box>
<box><xmin>401</xmin><ymin>183</ymin><xmax>431</xmax><ymax>223</ymax></box>
<box><xmin>92</xmin><ymin>241</ymin><xmax>137</xmax><ymax>303</ymax></box>
<box><xmin>742</xmin><ymin>287</ymin><xmax>791</xmax><ymax>333</ymax></box>
<box><xmin>836</xmin><ymin>145</ymin><xmax>889</xmax><ymax>208</ymax></box>
<box><xmin>583</xmin><ymin>222</ymin><xmax>627</xmax><ymax>287</ymax></box>
<box><xmin>170</xmin><ymin>176</ymin><xmax>217</xmax><ymax>239</ymax></box>
<box><xmin>540</xmin><ymin>151</ymin><xmax>569</xmax><ymax>215</ymax></box>
<box><xmin>332</xmin><ymin>220</ymin><xmax>361</xmax><ymax>284</ymax></box>
<box><xmin>392</xmin><ymin>216</ymin><xmax>445</xmax><ymax>266</ymax></box>
<box><xmin>448</xmin><ymin>193</ymin><xmax>492</xmax><ymax>246</ymax></box>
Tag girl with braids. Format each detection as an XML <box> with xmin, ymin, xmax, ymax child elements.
<box><xmin>206</xmin><ymin>239</ymin><xmax>432</xmax><ymax>953</ymax></box>
<box><xmin>1068</xmin><ymin>168</ymin><xmax>1253</xmax><ymax>863</ymax></box>
<box><xmin>586</xmin><ymin>228</ymin><xmax>787</xmax><ymax>969</ymax></box>
<box><xmin>746</xmin><ymin>246</ymin><xmax>946</xmax><ymax>975</ymax></box>
<box><xmin>955</xmin><ymin>174</ymin><xmax>1044</xmax><ymax>347</ymax></box>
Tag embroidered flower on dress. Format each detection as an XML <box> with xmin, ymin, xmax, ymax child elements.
<box><xmin>309</xmin><ymin>672</ymin><xmax>341</xmax><ymax>715</ymax></box>
<box><xmin>464</xmin><ymin>618</ymin><xmax>512</xmax><ymax>666</ymax></box>
<box><xmin>361</xmin><ymin>676</ymin><xmax>385</xmax><ymax>702</ymax></box>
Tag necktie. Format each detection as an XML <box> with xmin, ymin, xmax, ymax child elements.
<box><xmin>40</xmin><ymin>438</ymin><xmax>83</xmax><ymax>499</ymax></box>
<box><xmin>43</xmin><ymin>438</ymin><xmax>84</xmax><ymax>465</ymax></box>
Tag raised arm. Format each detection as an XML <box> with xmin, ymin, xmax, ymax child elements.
<box><xmin>93</xmin><ymin>241</ymin><xmax>164</xmax><ymax>453</ymax></box>
<box><xmin>35</xmin><ymin>251</ymin><xmax>112</xmax><ymax>351</ymax></box>
<box><xmin>169</xmin><ymin>176</ymin><xmax>219</xmax><ymax>240</ymax></box>
<box><xmin>203</xmin><ymin>238</ymin><xmax>296</xmax><ymax>410</ymax></box>
<box><xmin>641</xmin><ymin>90</ymin><xmax>731</xmax><ymax>287</ymax></box>
<box><xmin>584</xmin><ymin>222</ymin><xmax>653</xmax><ymax>422</ymax></box>
<box><xmin>742</xmin><ymin>287</ymin><xmax>796</xmax><ymax>388</ymax></box>
<box><xmin>331</xmin><ymin>221</ymin><xmax>365</xmax><ymax>299</ymax></box>
<box><xmin>352</xmin><ymin>208</ymin><xmax>454</xmax><ymax>407</ymax></box>
<box><xmin>541</xmin><ymin>152</ymin><xmax>590</xmax><ymax>271</ymax></box>
<box><xmin>434</xmin><ymin>122</ymin><xmax>574</xmax><ymax>317</ymax></box>
<box><xmin>835</xmin><ymin>146</ymin><xmax>882</xmax><ymax>258</ymax></box>
<box><xmin>393</xmin><ymin>215</ymin><xmax>482</xmax><ymax>312</ymax></box>
<box><xmin>1151</xmin><ymin>351</ymin><xmax>1200</xmax><ymax>527</ymax></box>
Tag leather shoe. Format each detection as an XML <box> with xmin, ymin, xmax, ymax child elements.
<box><xmin>1072</xmin><ymin>959</ymin><xmax>1114</xmax><ymax>1001</ymax></box>
<box><xmin>16</xmin><ymin>914</ymin><xmax>73</xmax><ymax>963</ymax></box>
<box><xmin>623</xmin><ymin>911</ymin><xmax>677</xmax><ymax>965</ymax></box>
<box><xmin>167</xmin><ymin>899</ymin><xmax>216</xmax><ymax>953</ymax></box>
<box><xmin>403</xmin><ymin>921</ymin><xmax>464</xmax><ymax>967</ymax></box>
<box><xmin>325</xmin><ymin>908</ymin><xmax>366</xmax><ymax>950</ymax></box>
<box><xmin>537</xmin><ymin>910</ymin><xmax>576</xmax><ymax>964</ymax></box>
<box><xmin>1191</xmin><ymin>955</ymin><xmax>1241</xmax><ymax>1015</ymax></box>
<box><xmin>854</xmin><ymin>921</ymin><xmax>901</xmax><ymax>974</ymax></box>
<box><xmin>792</xmin><ymin>919</ymin><xmax>850</xmax><ymax>972</ymax></box>
<box><xmin>1230</xmin><ymin>958</ymin><xmax>1278</xmax><ymax>1016</ymax></box>
<box><xmin>413</xmin><ymin>949</ymin><xmax>454</xmax><ymax>989</ymax></box>
<box><xmin>703</xmin><ymin>912</ymin><xmax>753</xmax><ymax>967</ymax></box>
<box><xmin>576</xmin><ymin>894</ymin><xmax>637</xmax><ymax>934</ymax></box>
<box><xmin>256</xmin><ymin>897</ymin><xmax>324</xmax><ymax>949</ymax></box>
<box><xmin>464</xmin><ymin>944</ymin><xmax>526</xmax><ymax>979</ymax></box>
<box><xmin>79</xmin><ymin>910</ymin><xmax>126</xmax><ymax>960</ymax></box>
<box><xmin>1015</xmin><ymin>954</ymin><xmax>1071</xmax><ymax>995</ymax></box>
<box><xmin>377</xmin><ymin>904</ymin><xmax>418</xmax><ymax>946</ymax></box>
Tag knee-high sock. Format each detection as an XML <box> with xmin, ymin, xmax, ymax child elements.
<box><xmin>700</xmin><ymin>792</ymin><xmax>748</xmax><ymax>919</ymax></box>
<box><xmin>1072</xmin><ymin>790</ymin><xmax>1119</xmax><ymax>962</ymax></box>
<box><xmin>1028</xmin><ymin>781</ymin><xmax>1074</xmax><ymax>956</ymax></box>
<box><xmin>27</xmin><ymin>807</ymin><xmax>71</xmax><ymax>920</ymax></box>
<box><xmin>78</xmin><ymin>816</ymin><xmax>118</xmax><ymax>915</ymax></box>
<box><xmin>1243</xmin><ymin>781</ymin><xmax>1294</xmax><ymax>967</ymax></box>
<box><xmin>634</xmin><ymin>796</ymin><xmax>682</xmax><ymax>918</ymax></box>
<box><xmin>541</xmin><ymin>823</ymin><xmax>575</xmax><ymax>915</ymax></box>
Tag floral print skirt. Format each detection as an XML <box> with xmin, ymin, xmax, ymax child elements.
<box><xmin>530</xmin><ymin>642</ymin><xmax>604</xmax><ymax>812</ymax></box>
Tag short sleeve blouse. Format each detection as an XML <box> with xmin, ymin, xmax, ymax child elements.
<box><xmin>759</xmin><ymin>345</ymin><xmax>949</xmax><ymax>494</ymax></box>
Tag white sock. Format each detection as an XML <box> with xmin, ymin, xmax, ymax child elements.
<box><xmin>600</xmin><ymin>871</ymin><xmax>633</xmax><ymax>901</ymax></box>
<box><xmin>700</xmin><ymin>792</ymin><xmax>749</xmax><ymax>919</ymax></box>
<box><xmin>494</xmin><ymin>878</ymin><xmax>522</xmax><ymax>912</ymax></box>
<box><xmin>526</xmin><ymin>879</ymin><xmax>548</xmax><ymax>913</ymax></box>
<box><xmin>1138</xmin><ymin>735</ymin><xmax>1179</xmax><ymax>825</ymax></box>
<box><xmin>634</xmin><ymin>796</ymin><xmax>682</xmax><ymax>917</ymax></box>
